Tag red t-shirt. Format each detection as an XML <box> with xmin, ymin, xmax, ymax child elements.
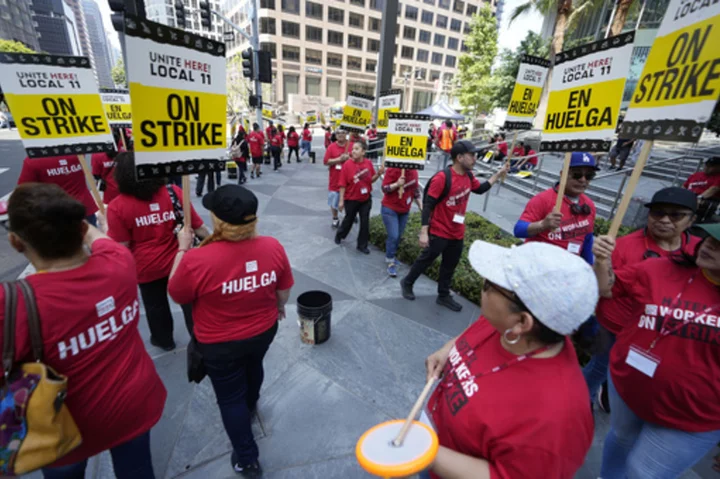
<box><xmin>107</xmin><ymin>185</ymin><xmax>203</xmax><ymax>284</ymax></box>
<box><xmin>382</xmin><ymin>168</ymin><xmax>419</xmax><ymax>214</ymax></box>
<box><xmin>168</xmin><ymin>236</ymin><xmax>294</xmax><ymax>344</ymax></box>
<box><xmin>526</xmin><ymin>149</ymin><xmax>538</xmax><ymax>166</ymax></box>
<box><xmin>288</xmin><ymin>131</ymin><xmax>300</xmax><ymax>147</ymax></box>
<box><xmin>265</xmin><ymin>126</ymin><xmax>273</xmax><ymax>141</ymax></box>
<box><xmin>0</xmin><ymin>240</ymin><xmax>166</xmax><ymax>466</ymax></box>
<box><xmin>17</xmin><ymin>155</ymin><xmax>98</xmax><ymax>216</ymax></box>
<box><xmin>511</xmin><ymin>145</ymin><xmax>524</xmax><ymax>157</ymax></box>
<box><xmin>302</xmin><ymin>128</ymin><xmax>312</xmax><ymax>141</ymax></box>
<box><xmin>324</xmin><ymin>131</ymin><xmax>331</xmax><ymax>147</ymax></box>
<box><xmin>270</xmin><ymin>133</ymin><xmax>283</xmax><ymax>148</ymax></box>
<box><xmin>91</xmin><ymin>153</ymin><xmax>120</xmax><ymax>205</ymax></box>
<box><xmin>519</xmin><ymin>188</ymin><xmax>596</xmax><ymax>255</ymax></box>
<box><xmin>247</xmin><ymin>131</ymin><xmax>265</xmax><ymax>158</ymax></box>
<box><xmin>366</xmin><ymin>129</ymin><xmax>378</xmax><ymax>140</ymax></box>
<box><xmin>427</xmin><ymin>169</ymin><xmax>482</xmax><ymax>240</ymax></box>
<box><xmin>610</xmin><ymin>259</ymin><xmax>720</xmax><ymax>432</ymax></box>
<box><xmin>323</xmin><ymin>141</ymin><xmax>353</xmax><ymax>192</ymax></box>
<box><xmin>497</xmin><ymin>141</ymin><xmax>508</xmax><ymax>156</ymax></box>
<box><xmin>428</xmin><ymin>318</ymin><xmax>593</xmax><ymax>479</ymax></box>
<box><xmin>597</xmin><ymin>229</ymin><xmax>701</xmax><ymax>334</ymax></box>
<box><xmin>683</xmin><ymin>171</ymin><xmax>720</xmax><ymax>197</ymax></box>
<box><xmin>340</xmin><ymin>159</ymin><xmax>375</xmax><ymax>202</ymax></box>
<box><xmin>279</xmin><ymin>130</ymin><xmax>286</xmax><ymax>144</ymax></box>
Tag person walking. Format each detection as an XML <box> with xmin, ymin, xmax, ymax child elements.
<box><xmin>608</xmin><ymin>137</ymin><xmax>635</xmax><ymax>171</ymax></box>
<box><xmin>420</xmin><ymin>240</ymin><xmax>595</xmax><ymax>479</ymax></box>
<box><xmin>436</xmin><ymin>120</ymin><xmax>457</xmax><ymax>170</ymax></box>
<box><xmin>324</xmin><ymin>125</ymin><xmax>332</xmax><ymax>149</ymax></box>
<box><xmin>287</xmin><ymin>126</ymin><xmax>300</xmax><ymax>163</ymax></box>
<box><xmin>366</xmin><ymin>123</ymin><xmax>378</xmax><ymax>160</ymax></box>
<box><xmin>107</xmin><ymin>152</ymin><xmax>210</xmax><ymax>351</ymax></box>
<box><xmin>269</xmin><ymin>127</ymin><xmax>282</xmax><ymax>171</ymax></box>
<box><xmin>323</xmin><ymin>128</ymin><xmax>354</xmax><ymax>228</ymax></box>
<box><xmin>247</xmin><ymin>123</ymin><xmax>265</xmax><ymax>179</ymax></box>
<box><xmin>91</xmin><ymin>149</ymin><xmax>121</xmax><ymax>207</ymax></box>
<box><xmin>168</xmin><ymin>185</ymin><xmax>293</xmax><ymax>478</ymax></box>
<box><xmin>301</xmin><ymin>122</ymin><xmax>313</xmax><ymax>160</ymax></box>
<box><xmin>593</xmin><ymin>224</ymin><xmax>720</xmax><ymax>479</ymax></box>
<box><xmin>230</xmin><ymin>129</ymin><xmax>249</xmax><ymax>184</ymax></box>
<box><xmin>401</xmin><ymin>141</ymin><xmax>508</xmax><ymax>312</ymax></box>
<box><xmin>264</xmin><ymin>120</ymin><xmax>274</xmax><ymax>145</ymax></box>
<box><xmin>381</xmin><ymin>167</ymin><xmax>421</xmax><ymax>277</ymax></box>
<box><xmin>277</xmin><ymin>125</ymin><xmax>286</xmax><ymax>163</ymax></box>
<box><xmin>2</xmin><ymin>183</ymin><xmax>166</xmax><ymax>478</ymax></box>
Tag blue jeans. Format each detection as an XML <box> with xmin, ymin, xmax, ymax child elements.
<box><xmin>582</xmin><ymin>327</ymin><xmax>616</xmax><ymax>400</ymax></box>
<box><xmin>300</xmin><ymin>140</ymin><xmax>312</xmax><ymax>156</ymax></box>
<box><xmin>85</xmin><ymin>213</ymin><xmax>97</xmax><ymax>227</ymax></box>
<box><xmin>601</xmin><ymin>376</ymin><xmax>720</xmax><ymax>479</ymax></box>
<box><xmin>42</xmin><ymin>431</ymin><xmax>154</xmax><ymax>479</ymax></box>
<box><xmin>381</xmin><ymin>206</ymin><xmax>409</xmax><ymax>262</ymax></box>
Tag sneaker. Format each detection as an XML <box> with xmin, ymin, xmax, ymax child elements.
<box><xmin>436</xmin><ymin>295</ymin><xmax>462</xmax><ymax>312</ymax></box>
<box><xmin>250</xmin><ymin>172</ymin><xmax>255</xmax><ymax>179</ymax></box>
<box><xmin>334</xmin><ymin>235</ymin><xmax>341</xmax><ymax>245</ymax></box>
<box><xmin>387</xmin><ymin>263</ymin><xmax>397</xmax><ymax>277</ymax></box>
<box><xmin>332</xmin><ymin>218</ymin><xmax>339</xmax><ymax>228</ymax></box>
<box><xmin>231</xmin><ymin>452</ymin><xmax>262</xmax><ymax>478</ymax></box>
<box><xmin>597</xmin><ymin>381</ymin><xmax>611</xmax><ymax>414</ymax></box>
<box><xmin>357</xmin><ymin>246</ymin><xmax>370</xmax><ymax>254</ymax></box>
<box><xmin>150</xmin><ymin>336</ymin><xmax>176</xmax><ymax>352</ymax></box>
<box><xmin>400</xmin><ymin>278</ymin><xmax>415</xmax><ymax>301</ymax></box>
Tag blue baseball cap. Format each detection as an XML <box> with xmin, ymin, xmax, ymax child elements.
<box><xmin>569</xmin><ymin>152</ymin><xmax>599</xmax><ymax>170</ymax></box>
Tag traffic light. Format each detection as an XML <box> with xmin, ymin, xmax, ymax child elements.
<box><xmin>257</xmin><ymin>50</ymin><xmax>272</xmax><ymax>84</ymax></box>
<box><xmin>242</xmin><ymin>48</ymin><xmax>254</xmax><ymax>80</ymax></box>
<box><xmin>198</xmin><ymin>1</ymin><xmax>211</xmax><ymax>30</ymax></box>
<box><xmin>175</xmin><ymin>0</ymin><xmax>186</xmax><ymax>29</ymax></box>
<box><xmin>249</xmin><ymin>95</ymin><xmax>260</xmax><ymax>107</ymax></box>
<box><xmin>107</xmin><ymin>0</ymin><xmax>146</xmax><ymax>21</ymax></box>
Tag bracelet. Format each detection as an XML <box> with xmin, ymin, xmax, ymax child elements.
<box><xmin>178</xmin><ymin>249</ymin><xmax>188</xmax><ymax>253</ymax></box>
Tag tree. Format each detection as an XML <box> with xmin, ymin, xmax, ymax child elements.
<box><xmin>456</xmin><ymin>5</ymin><xmax>498</xmax><ymax>119</ymax></box>
<box><xmin>111</xmin><ymin>59</ymin><xmax>126</xmax><ymax>87</ymax></box>
<box><xmin>610</xmin><ymin>0</ymin><xmax>635</xmax><ymax>36</ymax></box>
<box><xmin>0</xmin><ymin>39</ymin><xmax>36</xmax><ymax>53</ymax></box>
<box><xmin>491</xmin><ymin>31</ymin><xmax>550</xmax><ymax>110</ymax></box>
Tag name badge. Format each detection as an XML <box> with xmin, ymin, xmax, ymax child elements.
<box><xmin>335</xmin><ymin>164</ymin><xmax>342</xmax><ymax>170</ymax></box>
<box><xmin>626</xmin><ymin>345</ymin><xmax>659</xmax><ymax>378</ymax></box>
<box><xmin>406</xmin><ymin>197</ymin><xmax>412</xmax><ymax>205</ymax></box>
<box><xmin>453</xmin><ymin>214</ymin><xmax>465</xmax><ymax>224</ymax></box>
<box><xmin>361</xmin><ymin>188</ymin><xmax>368</xmax><ymax>195</ymax></box>
<box><xmin>567</xmin><ymin>241</ymin><xmax>582</xmax><ymax>255</ymax></box>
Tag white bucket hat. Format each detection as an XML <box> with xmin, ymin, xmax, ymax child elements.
<box><xmin>469</xmin><ymin>240</ymin><xmax>599</xmax><ymax>335</ymax></box>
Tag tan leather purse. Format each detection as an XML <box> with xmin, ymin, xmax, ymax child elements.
<box><xmin>0</xmin><ymin>280</ymin><xmax>82</xmax><ymax>475</ymax></box>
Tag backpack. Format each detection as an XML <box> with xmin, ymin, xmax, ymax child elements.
<box><xmin>439</xmin><ymin>128</ymin><xmax>454</xmax><ymax>151</ymax></box>
<box><xmin>422</xmin><ymin>166</ymin><xmax>473</xmax><ymax>206</ymax></box>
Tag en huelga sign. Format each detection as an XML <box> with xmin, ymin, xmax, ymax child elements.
<box><xmin>124</xmin><ymin>15</ymin><xmax>227</xmax><ymax>178</ymax></box>
<box><xmin>100</xmin><ymin>88</ymin><xmax>132</xmax><ymax>128</ymax></box>
<box><xmin>377</xmin><ymin>89</ymin><xmax>403</xmax><ymax>133</ymax></box>
<box><xmin>0</xmin><ymin>53</ymin><xmax>114</xmax><ymax>158</ymax></box>
<box><xmin>384</xmin><ymin>113</ymin><xmax>431</xmax><ymax>170</ymax></box>
<box><xmin>504</xmin><ymin>55</ymin><xmax>550</xmax><ymax>131</ymax></box>
<box><xmin>340</xmin><ymin>91</ymin><xmax>374</xmax><ymax>132</ymax></box>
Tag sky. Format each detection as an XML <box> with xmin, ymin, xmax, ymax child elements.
<box><xmin>497</xmin><ymin>0</ymin><xmax>544</xmax><ymax>52</ymax></box>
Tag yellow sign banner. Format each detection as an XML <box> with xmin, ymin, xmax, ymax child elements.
<box><xmin>340</xmin><ymin>92</ymin><xmax>374</xmax><ymax>132</ymax></box>
<box><xmin>103</xmin><ymin>102</ymin><xmax>132</xmax><ymax>125</ymax></box>
<box><xmin>384</xmin><ymin>113</ymin><xmax>432</xmax><ymax>170</ymax></box>
<box><xmin>504</xmin><ymin>55</ymin><xmax>550</xmax><ymax>130</ymax></box>
<box><xmin>544</xmin><ymin>79</ymin><xmax>626</xmax><ymax>134</ymax></box>
<box><xmin>377</xmin><ymin>89</ymin><xmax>403</xmax><ymax>133</ymax></box>
<box><xmin>262</xmin><ymin>107</ymin><xmax>274</xmax><ymax>120</ymax></box>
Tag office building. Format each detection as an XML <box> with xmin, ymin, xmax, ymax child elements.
<box><xmin>83</xmin><ymin>0</ymin><xmax>114</xmax><ymax>87</ymax></box>
<box><xmin>222</xmin><ymin>0</ymin><xmax>499</xmax><ymax>115</ymax></box>
<box><xmin>31</xmin><ymin>0</ymin><xmax>83</xmax><ymax>55</ymax></box>
<box><xmin>0</xmin><ymin>0</ymin><xmax>40</xmax><ymax>51</ymax></box>
<box><xmin>145</xmin><ymin>0</ymin><xmax>224</xmax><ymax>43</ymax></box>
<box><xmin>65</xmin><ymin>0</ymin><xmax>93</xmax><ymax>57</ymax></box>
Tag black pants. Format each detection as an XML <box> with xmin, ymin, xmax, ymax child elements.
<box><xmin>336</xmin><ymin>199</ymin><xmax>371</xmax><ymax>249</ymax></box>
<box><xmin>196</xmin><ymin>170</ymin><xmax>221</xmax><ymax>195</ymax></box>
<box><xmin>271</xmin><ymin>146</ymin><xmax>281</xmax><ymax>170</ymax></box>
<box><xmin>198</xmin><ymin>322</ymin><xmax>278</xmax><ymax>465</ymax></box>
<box><xmin>138</xmin><ymin>276</ymin><xmax>193</xmax><ymax>347</ymax></box>
<box><xmin>404</xmin><ymin>235</ymin><xmax>464</xmax><ymax>297</ymax></box>
<box><xmin>288</xmin><ymin>146</ymin><xmax>299</xmax><ymax>162</ymax></box>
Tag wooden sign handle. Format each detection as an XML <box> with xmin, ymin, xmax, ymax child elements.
<box><xmin>608</xmin><ymin>141</ymin><xmax>653</xmax><ymax>238</ymax></box>
<box><xmin>398</xmin><ymin>168</ymin><xmax>406</xmax><ymax>198</ymax></box>
<box><xmin>554</xmin><ymin>152</ymin><xmax>572</xmax><ymax>212</ymax></box>
<box><xmin>119</xmin><ymin>129</ymin><xmax>128</xmax><ymax>151</ymax></box>
<box><xmin>182</xmin><ymin>175</ymin><xmax>192</xmax><ymax>229</ymax></box>
<box><xmin>500</xmin><ymin>130</ymin><xmax>518</xmax><ymax>184</ymax></box>
<box><xmin>77</xmin><ymin>154</ymin><xmax>105</xmax><ymax>216</ymax></box>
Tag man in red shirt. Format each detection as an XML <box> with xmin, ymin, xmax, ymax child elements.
<box><xmin>684</xmin><ymin>156</ymin><xmax>720</xmax><ymax>222</ymax></box>
<box><xmin>91</xmin><ymin>151</ymin><xmax>121</xmax><ymax>206</ymax></box>
<box><xmin>265</xmin><ymin>120</ymin><xmax>274</xmax><ymax>144</ymax></box>
<box><xmin>494</xmin><ymin>132</ymin><xmax>508</xmax><ymax>163</ymax></box>
<box><xmin>366</xmin><ymin>124</ymin><xmax>378</xmax><ymax>160</ymax></box>
<box><xmin>324</xmin><ymin>126</ymin><xmax>332</xmax><ymax>148</ymax></box>
<box><xmin>301</xmin><ymin>123</ymin><xmax>313</xmax><ymax>161</ymax></box>
<box><xmin>323</xmin><ymin>128</ymin><xmax>354</xmax><ymax>228</ymax></box>
<box><xmin>247</xmin><ymin>123</ymin><xmax>265</xmax><ymax>179</ymax></box>
<box><xmin>401</xmin><ymin>140</ymin><xmax>508</xmax><ymax>311</ymax></box>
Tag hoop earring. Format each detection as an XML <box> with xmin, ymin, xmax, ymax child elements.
<box><xmin>504</xmin><ymin>328</ymin><xmax>521</xmax><ymax>345</ymax></box>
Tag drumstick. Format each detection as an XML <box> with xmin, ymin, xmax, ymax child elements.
<box><xmin>392</xmin><ymin>378</ymin><xmax>436</xmax><ymax>447</ymax></box>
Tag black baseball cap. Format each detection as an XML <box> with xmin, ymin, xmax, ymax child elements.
<box><xmin>644</xmin><ymin>187</ymin><xmax>697</xmax><ymax>213</ymax></box>
<box><xmin>202</xmin><ymin>185</ymin><xmax>258</xmax><ymax>225</ymax></box>
<box><xmin>706</xmin><ymin>156</ymin><xmax>720</xmax><ymax>167</ymax></box>
<box><xmin>451</xmin><ymin>140</ymin><xmax>481</xmax><ymax>159</ymax></box>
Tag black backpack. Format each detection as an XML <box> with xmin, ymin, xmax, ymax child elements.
<box><xmin>422</xmin><ymin>166</ymin><xmax>474</xmax><ymax>206</ymax></box>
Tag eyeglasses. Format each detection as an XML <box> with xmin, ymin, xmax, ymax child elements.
<box><xmin>483</xmin><ymin>280</ymin><xmax>526</xmax><ymax>309</ymax></box>
<box><xmin>570</xmin><ymin>204</ymin><xmax>592</xmax><ymax>216</ymax></box>
<box><xmin>571</xmin><ymin>171</ymin><xmax>596</xmax><ymax>181</ymax></box>
<box><xmin>648</xmin><ymin>210</ymin><xmax>693</xmax><ymax>222</ymax></box>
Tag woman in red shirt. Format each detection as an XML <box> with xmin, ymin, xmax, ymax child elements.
<box><xmin>269</xmin><ymin>127</ymin><xmax>282</xmax><ymax>171</ymax></box>
<box><xmin>91</xmin><ymin>149</ymin><xmax>121</xmax><ymax>206</ymax></box>
<box><xmin>168</xmin><ymin>185</ymin><xmax>293</xmax><ymax>477</ymax></box>
<box><xmin>422</xmin><ymin>240</ymin><xmax>595</xmax><ymax>479</ymax></box>
<box><xmin>107</xmin><ymin>153</ymin><xmax>210</xmax><ymax>351</ymax></box>
<box><xmin>287</xmin><ymin>126</ymin><xmax>300</xmax><ymax>163</ymax></box>
<box><xmin>2</xmin><ymin>183</ymin><xmax>165</xmax><ymax>478</ymax></box>
<box><xmin>301</xmin><ymin>123</ymin><xmax>313</xmax><ymax>160</ymax></box>
<box><xmin>593</xmin><ymin>224</ymin><xmax>720</xmax><ymax>478</ymax></box>
<box><xmin>277</xmin><ymin>125</ymin><xmax>286</xmax><ymax>163</ymax></box>
<box><xmin>324</xmin><ymin>126</ymin><xmax>332</xmax><ymax>149</ymax></box>
<box><xmin>335</xmin><ymin>140</ymin><xmax>384</xmax><ymax>254</ymax></box>
<box><xmin>381</xmin><ymin>167</ymin><xmax>421</xmax><ymax>277</ymax></box>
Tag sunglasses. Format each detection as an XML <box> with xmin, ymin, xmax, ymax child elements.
<box><xmin>648</xmin><ymin>210</ymin><xmax>693</xmax><ymax>222</ymax></box>
<box><xmin>570</xmin><ymin>204</ymin><xmax>592</xmax><ymax>216</ymax></box>
<box><xmin>483</xmin><ymin>280</ymin><xmax>526</xmax><ymax>309</ymax></box>
<box><xmin>570</xmin><ymin>171</ymin><xmax>596</xmax><ymax>181</ymax></box>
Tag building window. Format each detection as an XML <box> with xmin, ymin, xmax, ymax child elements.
<box><xmin>260</xmin><ymin>42</ymin><xmax>276</xmax><ymax>59</ymax></box>
<box><xmin>464</xmin><ymin>22</ymin><xmax>471</xmax><ymax>34</ymax></box>
<box><xmin>347</xmin><ymin>56</ymin><xmax>362</xmax><ymax>71</ymax></box>
<box><xmin>419</xmin><ymin>30</ymin><xmax>431</xmax><ymax>43</ymax></box>
<box><xmin>436</xmin><ymin>14</ymin><xmax>447</xmax><ymax>28</ymax></box>
<box><xmin>349</xmin><ymin>12</ymin><xmax>364</xmax><ymax>28</ymax></box>
<box><xmin>368</xmin><ymin>38</ymin><xmax>380</xmax><ymax>52</ymax></box>
<box><xmin>369</xmin><ymin>17</ymin><xmax>381</xmax><ymax>31</ymax></box>
<box><xmin>421</xmin><ymin>10</ymin><xmax>433</xmax><ymax>25</ymax></box>
<box><xmin>448</xmin><ymin>37</ymin><xmax>459</xmax><ymax>50</ymax></box>
<box><xmin>450</xmin><ymin>18</ymin><xmax>461</xmax><ymax>32</ymax></box>
<box><xmin>412</xmin><ymin>90</ymin><xmax>433</xmax><ymax>112</ymax></box>
<box><xmin>403</xmin><ymin>26</ymin><xmax>416</xmax><ymax>40</ymax></box>
<box><xmin>260</xmin><ymin>18</ymin><xmax>276</xmax><ymax>34</ymax></box>
<box><xmin>327</xmin><ymin>78</ymin><xmax>341</xmax><ymax>100</ymax></box>
<box><xmin>328</xmin><ymin>7</ymin><xmax>344</xmax><ymax>24</ymax></box>
<box><xmin>461</xmin><ymin>40</ymin><xmax>468</xmax><ymax>52</ymax></box>
<box><xmin>370</xmin><ymin>0</ymin><xmax>384</xmax><ymax>10</ymax></box>
<box><xmin>415</xmin><ymin>68</ymin><xmax>427</xmax><ymax>80</ymax></box>
<box><xmin>283</xmin><ymin>74</ymin><xmax>298</xmax><ymax>103</ymax></box>
<box><xmin>416</xmin><ymin>49</ymin><xmax>429</xmax><ymax>62</ymax></box>
<box><xmin>438</xmin><ymin>0</ymin><xmax>450</xmax><ymax>9</ymax></box>
<box><xmin>366</xmin><ymin>59</ymin><xmax>377</xmax><ymax>72</ymax></box>
<box><xmin>453</xmin><ymin>0</ymin><xmax>464</xmax><ymax>13</ymax></box>
<box><xmin>306</xmin><ymin>48</ymin><xmax>322</xmax><ymax>65</ymax></box>
<box><xmin>430</xmin><ymin>70</ymin><xmax>441</xmax><ymax>81</ymax></box>
<box><xmin>445</xmin><ymin>55</ymin><xmax>456</xmax><ymax>68</ymax></box>
<box><xmin>282</xmin><ymin>45</ymin><xmax>300</xmax><ymax>61</ymax></box>
<box><xmin>431</xmin><ymin>52</ymin><xmax>443</xmax><ymax>65</ymax></box>
<box><xmin>281</xmin><ymin>0</ymin><xmax>299</xmax><ymax>14</ymax></box>
<box><xmin>328</xmin><ymin>30</ymin><xmax>343</xmax><ymax>46</ymax></box>
<box><xmin>466</xmin><ymin>4</ymin><xmax>476</xmax><ymax>16</ymax></box>
<box><xmin>281</xmin><ymin>21</ymin><xmax>300</xmax><ymax>38</ymax></box>
<box><xmin>350</xmin><ymin>0</ymin><xmax>365</xmax><ymax>5</ymax></box>
<box><xmin>424</xmin><ymin>0</ymin><xmax>434</xmax><ymax>4</ymax></box>
<box><xmin>433</xmin><ymin>34</ymin><xmax>445</xmax><ymax>47</ymax></box>
<box><xmin>347</xmin><ymin>82</ymin><xmax>374</xmax><ymax>96</ymax></box>
<box><xmin>327</xmin><ymin>52</ymin><xmax>343</xmax><ymax>68</ymax></box>
<box><xmin>306</xmin><ymin>25</ymin><xmax>323</xmax><ymax>42</ymax></box>
<box><xmin>260</xmin><ymin>0</ymin><xmax>275</xmax><ymax>8</ymax></box>
<box><xmin>348</xmin><ymin>34</ymin><xmax>363</xmax><ymax>50</ymax></box>
<box><xmin>405</xmin><ymin>5</ymin><xmax>418</xmax><ymax>20</ymax></box>
<box><xmin>305</xmin><ymin>1</ymin><xmax>322</xmax><ymax>19</ymax></box>
<box><xmin>401</xmin><ymin>46</ymin><xmax>414</xmax><ymax>59</ymax></box>
<box><xmin>306</xmin><ymin>76</ymin><xmax>321</xmax><ymax>95</ymax></box>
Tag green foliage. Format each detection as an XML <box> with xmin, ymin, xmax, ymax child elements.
<box><xmin>111</xmin><ymin>59</ymin><xmax>126</xmax><ymax>88</ymax></box>
<box><xmin>0</xmin><ymin>39</ymin><xmax>36</xmax><ymax>53</ymax></box>
<box><xmin>492</xmin><ymin>31</ymin><xmax>550</xmax><ymax>110</ymax></box>
<box><xmin>593</xmin><ymin>217</ymin><xmax>635</xmax><ymax>237</ymax></box>
<box><xmin>226</xmin><ymin>54</ymin><xmax>252</xmax><ymax>115</ymax></box>
<box><xmin>456</xmin><ymin>5</ymin><xmax>498</xmax><ymax>118</ymax></box>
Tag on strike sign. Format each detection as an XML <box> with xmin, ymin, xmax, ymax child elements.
<box><xmin>341</xmin><ymin>92</ymin><xmax>374</xmax><ymax>132</ymax></box>
<box><xmin>124</xmin><ymin>16</ymin><xmax>227</xmax><ymax>178</ymax></box>
<box><xmin>100</xmin><ymin>88</ymin><xmax>132</xmax><ymax>128</ymax></box>
<box><xmin>620</xmin><ymin>0</ymin><xmax>720</xmax><ymax>142</ymax></box>
<box><xmin>384</xmin><ymin>113</ymin><xmax>431</xmax><ymax>170</ymax></box>
<box><xmin>504</xmin><ymin>55</ymin><xmax>550</xmax><ymax>130</ymax></box>
<box><xmin>542</xmin><ymin>32</ymin><xmax>635</xmax><ymax>152</ymax></box>
<box><xmin>377</xmin><ymin>89</ymin><xmax>403</xmax><ymax>133</ymax></box>
<box><xmin>0</xmin><ymin>53</ymin><xmax>114</xmax><ymax>158</ymax></box>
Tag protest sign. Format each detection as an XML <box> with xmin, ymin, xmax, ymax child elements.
<box><xmin>619</xmin><ymin>0</ymin><xmax>720</xmax><ymax>142</ymax></box>
<box><xmin>384</xmin><ymin>113</ymin><xmax>431</xmax><ymax>170</ymax></box>
<box><xmin>124</xmin><ymin>15</ymin><xmax>226</xmax><ymax>179</ymax></box>
<box><xmin>504</xmin><ymin>55</ymin><xmax>550</xmax><ymax>130</ymax></box>
<box><xmin>541</xmin><ymin>32</ymin><xmax>635</xmax><ymax>152</ymax></box>
<box><xmin>306</xmin><ymin>110</ymin><xmax>317</xmax><ymax>124</ymax></box>
<box><xmin>377</xmin><ymin>89</ymin><xmax>403</xmax><ymax>133</ymax></box>
<box><xmin>262</xmin><ymin>105</ymin><xmax>274</xmax><ymax>121</ymax></box>
<box><xmin>340</xmin><ymin>92</ymin><xmax>374</xmax><ymax>132</ymax></box>
<box><xmin>0</xmin><ymin>53</ymin><xmax>114</xmax><ymax>158</ymax></box>
<box><xmin>100</xmin><ymin>88</ymin><xmax>132</xmax><ymax>128</ymax></box>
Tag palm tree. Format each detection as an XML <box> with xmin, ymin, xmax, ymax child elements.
<box><xmin>609</xmin><ymin>0</ymin><xmax>635</xmax><ymax>36</ymax></box>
